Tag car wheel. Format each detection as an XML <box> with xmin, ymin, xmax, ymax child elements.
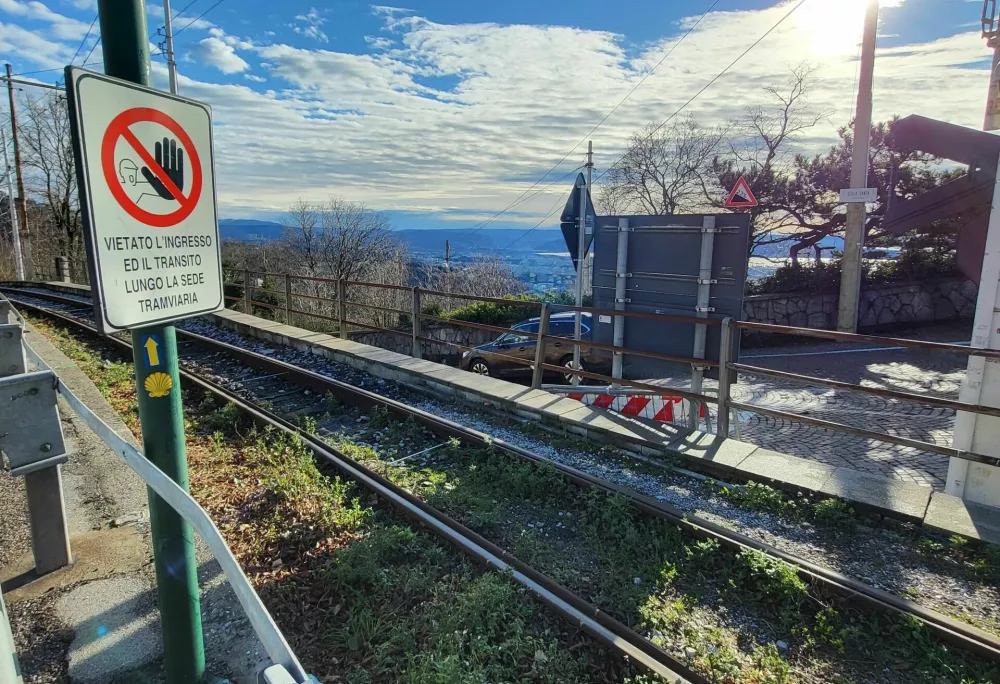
<box><xmin>559</xmin><ymin>355</ymin><xmax>584</xmax><ymax>384</ymax></box>
<box><xmin>470</xmin><ymin>359</ymin><xmax>491</xmax><ymax>377</ymax></box>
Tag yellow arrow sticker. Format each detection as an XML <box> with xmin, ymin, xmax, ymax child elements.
<box><xmin>144</xmin><ymin>336</ymin><xmax>160</xmax><ymax>367</ymax></box>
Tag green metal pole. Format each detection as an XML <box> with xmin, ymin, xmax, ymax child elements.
<box><xmin>97</xmin><ymin>2</ymin><xmax>206</xmax><ymax>681</ymax></box>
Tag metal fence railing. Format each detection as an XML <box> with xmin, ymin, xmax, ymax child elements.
<box><xmin>220</xmin><ymin>270</ymin><xmax>1000</xmax><ymax>470</ymax></box>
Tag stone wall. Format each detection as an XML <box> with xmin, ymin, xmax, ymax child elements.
<box><xmin>743</xmin><ymin>278</ymin><xmax>978</xmax><ymax>331</ymax></box>
<box><xmin>350</xmin><ymin>323</ymin><xmax>497</xmax><ymax>364</ymax></box>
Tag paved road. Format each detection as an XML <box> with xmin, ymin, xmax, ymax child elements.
<box><xmin>728</xmin><ymin>323</ymin><xmax>970</xmax><ymax>490</ymax></box>
<box><xmin>637</xmin><ymin>322</ymin><xmax>970</xmax><ymax>490</ymax></box>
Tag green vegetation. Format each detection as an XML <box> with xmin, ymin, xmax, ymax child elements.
<box><xmin>434</xmin><ymin>291</ymin><xmax>594</xmax><ymax>328</ymax></box>
<box><xmin>328</xmin><ymin>415</ymin><xmax>1000</xmax><ymax>684</ymax></box>
<box><xmin>29</xmin><ymin>315</ymin><xmax>626</xmax><ymax>683</ymax></box>
<box><xmin>747</xmin><ymin>249</ymin><xmax>961</xmax><ymax>296</ymax></box>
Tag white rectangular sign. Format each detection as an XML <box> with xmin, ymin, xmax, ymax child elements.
<box><xmin>66</xmin><ymin>67</ymin><xmax>223</xmax><ymax>334</ymax></box>
<box><xmin>839</xmin><ymin>187</ymin><xmax>877</xmax><ymax>203</ymax></box>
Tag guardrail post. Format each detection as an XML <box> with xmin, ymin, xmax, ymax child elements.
<box><xmin>283</xmin><ymin>273</ymin><xmax>291</xmax><ymax>324</ymax></box>
<box><xmin>411</xmin><ymin>287</ymin><xmax>422</xmax><ymax>359</ymax></box>
<box><xmin>56</xmin><ymin>256</ymin><xmax>71</xmax><ymax>283</ymax></box>
<box><xmin>337</xmin><ymin>279</ymin><xmax>347</xmax><ymax>339</ymax></box>
<box><xmin>531</xmin><ymin>303</ymin><xmax>550</xmax><ymax>389</ymax></box>
<box><xmin>717</xmin><ymin>317</ymin><xmax>733</xmax><ymax>439</ymax></box>
<box><xmin>242</xmin><ymin>269</ymin><xmax>250</xmax><ymax>315</ymax></box>
<box><xmin>24</xmin><ymin>467</ymin><xmax>72</xmax><ymax>574</ymax></box>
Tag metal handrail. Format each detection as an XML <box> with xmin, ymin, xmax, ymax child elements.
<box><xmin>536</xmin><ymin>362</ymin><xmax>717</xmax><ymax>404</ymax></box>
<box><xmin>415</xmin><ymin>334</ymin><xmax>537</xmax><ymax>368</ymax></box>
<box><xmin>226</xmin><ymin>273</ymin><xmax>1000</xmax><ymax>469</ymax></box>
<box><xmin>419</xmin><ymin>313</ymin><xmax>526</xmax><ymax>338</ymax></box>
<box><xmin>417</xmin><ymin>287</ymin><xmax>545</xmax><ymax>307</ymax></box>
<box><xmin>732</xmin><ymin>320</ymin><xmax>1000</xmax><ymax>358</ymax></box>
<box><xmin>550</xmin><ymin>303</ymin><xmax>722</xmax><ymax>327</ymax></box>
<box><xmin>343</xmin><ymin>300</ymin><xmax>412</xmax><ymax>317</ymax></box>
<box><xmin>540</xmin><ymin>333</ymin><xmax>719</xmax><ymax>368</ymax></box>
<box><xmin>727</xmin><ymin>400</ymin><xmax>1000</xmax><ymax>468</ymax></box>
<box><xmin>344</xmin><ymin>279</ymin><xmax>412</xmax><ymax>292</ymax></box>
<box><xmin>732</xmin><ymin>362</ymin><xmax>1000</xmax><ymax>420</ymax></box>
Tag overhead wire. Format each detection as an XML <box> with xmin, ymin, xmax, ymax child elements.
<box><xmin>500</xmin><ymin>194</ymin><xmax>575</xmax><ymax>253</ymax></box>
<box><xmin>595</xmin><ymin>0</ymin><xmax>811</xmax><ymax>185</ymax></box>
<box><xmin>174</xmin><ymin>0</ymin><xmax>227</xmax><ymax>36</ymax></box>
<box><xmin>70</xmin><ymin>14</ymin><xmax>100</xmax><ymax>66</ymax></box>
<box><xmin>468</xmin><ymin>0</ymin><xmax>722</xmax><ymax>235</ymax></box>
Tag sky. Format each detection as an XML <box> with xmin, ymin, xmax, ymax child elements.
<box><xmin>0</xmin><ymin>0</ymin><xmax>995</xmax><ymax>232</ymax></box>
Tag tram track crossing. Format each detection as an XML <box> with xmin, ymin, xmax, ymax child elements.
<box><xmin>5</xmin><ymin>283</ymin><xmax>1000</xmax><ymax>683</ymax></box>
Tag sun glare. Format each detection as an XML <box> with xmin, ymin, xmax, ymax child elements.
<box><xmin>793</xmin><ymin>0</ymin><xmax>899</xmax><ymax>57</ymax></box>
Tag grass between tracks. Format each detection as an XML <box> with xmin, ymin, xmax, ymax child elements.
<box><xmin>25</xmin><ymin>314</ymin><xmax>634</xmax><ymax>683</ymax></box>
<box><xmin>320</xmin><ymin>405</ymin><xmax>1000</xmax><ymax>684</ymax></box>
<box><xmin>28</xmin><ymin>313</ymin><xmax>1000</xmax><ymax>683</ymax></box>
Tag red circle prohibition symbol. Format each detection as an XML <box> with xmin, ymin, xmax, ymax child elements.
<box><xmin>101</xmin><ymin>107</ymin><xmax>203</xmax><ymax>228</ymax></box>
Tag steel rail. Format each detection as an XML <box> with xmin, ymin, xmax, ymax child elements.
<box><xmin>5</xmin><ymin>294</ymin><xmax>699</xmax><ymax>683</ymax></box>
<box><xmin>8</xmin><ymin>285</ymin><xmax>1000</xmax><ymax>665</ymax></box>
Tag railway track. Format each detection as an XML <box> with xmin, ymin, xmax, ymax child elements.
<box><xmin>6</xmin><ymin>283</ymin><xmax>1000</xmax><ymax>682</ymax></box>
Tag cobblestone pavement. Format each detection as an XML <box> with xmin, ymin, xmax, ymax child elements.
<box><xmin>656</xmin><ymin>323</ymin><xmax>972</xmax><ymax>490</ymax></box>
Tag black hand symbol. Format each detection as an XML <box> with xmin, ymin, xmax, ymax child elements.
<box><xmin>141</xmin><ymin>137</ymin><xmax>184</xmax><ymax>200</ymax></box>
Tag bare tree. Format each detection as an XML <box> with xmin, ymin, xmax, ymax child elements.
<box><xmin>19</xmin><ymin>91</ymin><xmax>84</xmax><ymax>280</ymax></box>
<box><xmin>711</xmin><ymin>65</ymin><xmax>827</xmax><ymax>257</ymax></box>
<box><xmin>597</xmin><ymin>116</ymin><xmax>728</xmax><ymax>215</ymax></box>
<box><xmin>447</xmin><ymin>255</ymin><xmax>525</xmax><ymax>299</ymax></box>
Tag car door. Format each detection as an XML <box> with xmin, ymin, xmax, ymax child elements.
<box><xmin>487</xmin><ymin>323</ymin><xmax>537</xmax><ymax>377</ymax></box>
<box><xmin>546</xmin><ymin>320</ymin><xmax>575</xmax><ymax>365</ymax></box>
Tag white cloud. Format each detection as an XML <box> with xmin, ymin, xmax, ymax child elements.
<box><xmin>0</xmin><ymin>19</ymin><xmax>67</xmax><ymax>68</ymax></box>
<box><xmin>292</xmin><ymin>7</ymin><xmax>327</xmax><ymax>43</ymax></box>
<box><xmin>0</xmin><ymin>0</ymin><xmax>90</xmax><ymax>40</ymax></box>
<box><xmin>0</xmin><ymin>0</ymin><xmax>993</xmax><ymax>225</ymax></box>
<box><xmin>190</xmin><ymin>36</ymin><xmax>249</xmax><ymax>74</ymax></box>
<box><xmin>365</xmin><ymin>35</ymin><xmax>392</xmax><ymax>49</ymax></box>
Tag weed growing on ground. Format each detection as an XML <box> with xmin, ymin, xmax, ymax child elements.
<box><xmin>31</xmin><ymin>318</ymin><xmax>625</xmax><ymax>682</ymax></box>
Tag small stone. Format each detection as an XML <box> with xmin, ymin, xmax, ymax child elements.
<box><xmin>776</xmin><ymin>640</ymin><xmax>788</xmax><ymax>653</ymax></box>
<box><xmin>271</xmin><ymin>558</ymin><xmax>283</xmax><ymax>568</ymax></box>
<box><xmin>684</xmin><ymin>647</ymin><xmax>696</xmax><ymax>660</ymax></box>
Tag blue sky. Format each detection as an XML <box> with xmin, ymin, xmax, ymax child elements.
<box><xmin>0</xmin><ymin>0</ymin><xmax>993</xmax><ymax>230</ymax></box>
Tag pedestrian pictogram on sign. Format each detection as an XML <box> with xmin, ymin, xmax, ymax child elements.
<box><xmin>66</xmin><ymin>67</ymin><xmax>223</xmax><ymax>334</ymax></box>
<box><xmin>102</xmin><ymin>107</ymin><xmax>203</xmax><ymax>228</ymax></box>
<box><xmin>724</xmin><ymin>176</ymin><xmax>758</xmax><ymax>208</ymax></box>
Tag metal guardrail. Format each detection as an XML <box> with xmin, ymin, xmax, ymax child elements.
<box><xmin>221</xmin><ymin>270</ymin><xmax>1000</xmax><ymax>468</ymax></box>
<box><xmin>19</xmin><ymin>336</ymin><xmax>314</xmax><ymax>683</ymax></box>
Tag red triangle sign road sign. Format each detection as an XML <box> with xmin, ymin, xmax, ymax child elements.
<box><xmin>724</xmin><ymin>176</ymin><xmax>758</xmax><ymax>208</ymax></box>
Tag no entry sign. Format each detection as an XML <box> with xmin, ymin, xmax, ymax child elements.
<box><xmin>66</xmin><ymin>67</ymin><xmax>223</xmax><ymax>333</ymax></box>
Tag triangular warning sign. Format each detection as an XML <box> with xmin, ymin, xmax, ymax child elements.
<box><xmin>724</xmin><ymin>176</ymin><xmax>758</xmax><ymax>208</ymax></box>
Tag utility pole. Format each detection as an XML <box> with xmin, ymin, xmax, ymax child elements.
<box><xmin>836</xmin><ymin>0</ymin><xmax>878</xmax><ymax>333</ymax></box>
<box><xmin>1</xmin><ymin>128</ymin><xmax>24</xmax><ymax>279</ymax></box>
<box><xmin>982</xmin><ymin>0</ymin><xmax>1000</xmax><ymax>130</ymax></box>
<box><xmin>162</xmin><ymin>0</ymin><xmax>179</xmax><ymax>95</ymax></box>
<box><xmin>95</xmin><ymin>1</ymin><xmax>204</xmax><ymax>681</ymax></box>
<box><xmin>5</xmin><ymin>63</ymin><xmax>33</xmax><ymax>280</ymax></box>
<box><xmin>571</xmin><ymin>141</ymin><xmax>593</xmax><ymax>384</ymax></box>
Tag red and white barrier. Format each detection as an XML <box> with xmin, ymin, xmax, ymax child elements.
<box><xmin>566</xmin><ymin>392</ymin><xmax>705</xmax><ymax>424</ymax></box>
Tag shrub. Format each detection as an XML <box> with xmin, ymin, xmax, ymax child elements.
<box><xmin>748</xmin><ymin>250</ymin><xmax>962</xmax><ymax>296</ymax></box>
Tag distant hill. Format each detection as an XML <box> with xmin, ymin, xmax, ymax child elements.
<box><xmin>217</xmin><ymin>218</ymin><xmax>847</xmax><ymax>258</ymax></box>
<box><xmin>393</xmin><ymin>229</ymin><xmax>567</xmax><ymax>255</ymax></box>
<box><xmin>219</xmin><ymin>218</ymin><xmax>285</xmax><ymax>242</ymax></box>
<box><xmin>218</xmin><ymin>220</ymin><xmax>568</xmax><ymax>254</ymax></box>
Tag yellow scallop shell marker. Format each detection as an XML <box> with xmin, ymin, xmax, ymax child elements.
<box><xmin>144</xmin><ymin>372</ymin><xmax>173</xmax><ymax>398</ymax></box>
